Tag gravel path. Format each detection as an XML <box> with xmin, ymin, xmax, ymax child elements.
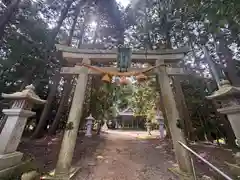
<box><xmin>19</xmin><ymin>130</ymin><xmax>235</xmax><ymax>179</ymax></box>
<box><xmin>74</xmin><ymin>130</ymin><xmax>178</xmax><ymax>180</ymax></box>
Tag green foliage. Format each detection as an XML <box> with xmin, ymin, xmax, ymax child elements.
<box><xmin>181</xmin><ymin>76</ymin><xmax>225</xmax><ymax>140</ymax></box>
<box><xmin>130</xmin><ymin>79</ymin><xmax>158</xmax><ymax>122</ymax></box>
<box><xmin>92</xmin><ymin>82</ymin><xmax>116</xmax><ymax>119</ymax></box>
<box><xmin>0</xmin><ymin>1</ymin><xmax>51</xmax><ymax>113</ymax></box>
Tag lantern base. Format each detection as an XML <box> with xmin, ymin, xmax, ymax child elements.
<box><xmin>0</xmin><ymin>151</ymin><xmax>23</xmax><ymax>178</ymax></box>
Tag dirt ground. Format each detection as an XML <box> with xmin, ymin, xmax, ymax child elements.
<box><xmin>74</xmin><ymin>131</ymin><xmax>177</xmax><ymax>180</ymax></box>
<box><xmin>18</xmin><ymin>132</ymin><xmax>104</xmax><ymax>172</ymax></box>
<box><xmin>18</xmin><ymin>130</ymin><xmax>236</xmax><ymax>180</ymax></box>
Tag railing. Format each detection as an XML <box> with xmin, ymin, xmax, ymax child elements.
<box><xmin>178</xmin><ymin>141</ymin><xmax>233</xmax><ymax>180</ymax></box>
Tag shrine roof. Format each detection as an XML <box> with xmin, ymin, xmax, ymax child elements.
<box><xmin>2</xmin><ymin>84</ymin><xmax>46</xmax><ymax>104</ymax></box>
<box><xmin>118</xmin><ymin>107</ymin><xmax>134</xmax><ymax>116</ymax></box>
<box><xmin>118</xmin><ymin>107</ymin><xmax>164</xmax><ymax>120</ymax></box>
<box><xmin>206</xmin><ymin>80</ymin><xmax>240</xmax><ymax>100</ymax></box>
<box><xmin>55</xmin><ymin>44</ymin><xmax>189</xmax><ymax>65</ymax></box>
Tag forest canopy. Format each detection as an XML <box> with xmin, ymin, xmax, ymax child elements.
<box><xmin>0</xmin><ymin>0</ymin><xmax>239</xmax><ymax>145</ymax></box>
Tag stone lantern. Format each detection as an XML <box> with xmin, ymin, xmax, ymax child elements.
<box><xmin>0</xmin><ymin>85</ymin><xmax>45</xmax><ymax>177</ymax></box>
<box><xmin>85</xmin><ymin>114</ymin><xmax>94</xmax><ymax>137</ymax></box>
<box><xmin>206</xmin><ymin>80</ymin><xmax>240</xmax><ymax>145</ymax></box>
<box><xmin>206</xmin><ymin>80</ymin><xmax>240</xmax><ymax>175</ymax></box>
<box><xmin>155</xmin><ymin>111</ymin><xmax>164</xmax><ymax>139</ymax></box>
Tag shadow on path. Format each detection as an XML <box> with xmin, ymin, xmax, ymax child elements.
<box><xmin>18</xmin><ymin>132</ymin><xmax>105</xmax><ymax>173</ymax></box>
<box><xmin>74</xmin><ymin>131</ymin><xmax>177</xmax><ymax>180</ymax></box>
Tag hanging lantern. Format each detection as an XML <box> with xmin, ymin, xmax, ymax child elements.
<box><xmin>120</xmin><ymin>76</ymin><xmax>130</xmax><ymax>85</ymax></box>
<box><xmin>114</xmin><ymin>77</ymin><xmax>121</xmax><ymax>86</ymax></box>
<box><xmin>136</xmin><ymin>73</ymin><xmax>147</xmax><ymax>82</ymax></box>
<box><xmin>117</xmin><ymin>45</ymin><xmax>132</xmax><ymax>72</ymax></box>
<box><xmin>102</xmin><ymin>74</ymin><xmax>111</xmax><ymax>83</ymax></box>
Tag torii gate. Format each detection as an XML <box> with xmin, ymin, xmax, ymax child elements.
<box><xmin>53</xmin><ymin>44</ymin><xmax>193</xmax><ymax>179</ymax></box>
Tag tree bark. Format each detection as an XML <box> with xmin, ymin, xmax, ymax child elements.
<box><xmin>218</xmin><ymin>38</ymin><xmax>240</xmax><ymax>86</ymax></box>
<box><xmin>48</xmin><ymin>2</ymin><xmax>82</xmax><ymax>135</ymax></box>
<box><xmin>66</xmin><ymin>0</ymin><xmax>82</xmax><ymax>46</ymax></box>
<box><xmin>77</xmin><ymin>4</ymin><xmax>91</xmax><ymax>48</ymax></box>
<box><xmin>92</xmin><ymin>22</ymin><xmax>100</xmax><ymax>44</ymax></box>
<box><xmin>0</xmin><ymin>0</ymin><xmax>21</xmax><ymax>41</ymax></box>
<box><xmin>77</xmin><ymin>15</ymin><xmax>88</xmax><ymax>48</ymax></box>
<box><xmin>203</xmin><ymin>46</ymin><xmax>222</xmax><ymax>88</ymax></box>
<box><xmin>48</xmin><ymin>0</ymin><xmax>75</xmax><ymax>48</ymax></box>
<box><xmin>48</xmin><ymin>76</ymin><xmax>73</xmax><ymax>135</ymax></box>
<box><xmin>31</xmin><ymin>0</ymin><xmax>75</xmax><ymax>139</ymax></box>
<box><xmin>31</xmin><ymin>73</ymin><xmax>61</xmax><ymax>138</ymax></box>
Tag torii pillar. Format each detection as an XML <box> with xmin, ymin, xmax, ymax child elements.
<box><xmin>156</xmin><ymin>61</ymin><xmax>192</xmax><ymax>175</ymax></box>
<box><xmin>54</xmin><ymin>58</ymin><xmax>90</xmax><ymax>179</ymax></box>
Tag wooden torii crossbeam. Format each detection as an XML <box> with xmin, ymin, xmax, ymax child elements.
<box><xmin>60</xmin><ymin>65</ymin><xmax>185</xmax><ymax>76</ymax></box>
<box><xmin>56</xmin><ymin>44</ymin><xmax>188</xmax><ymax>76</ymax></box>
<box><xmin>56</xmin><ymin>44</ymin><xmax>188</xmax><ymax>63</ymax></box>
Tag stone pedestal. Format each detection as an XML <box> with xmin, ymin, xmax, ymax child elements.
<box><xmin>0</xmin><ymin>85</ymin><xmax>45</xmax><ymax>177</ymax></box>
<box><xmin>159</xmin><ymin>120</ymin><xmax>165</xmax><ymax>139</ymax></box>
<box><xmin>101</xmin><ymin>120</ymin><xmax>108</xmax><ymax>132</ymax></box>
<box><xmin>146</xmin><ymin>122</ymin><xmax>152</xmax><ymax>135</ymax></box>
<box><xmin>0</xmin><ymin>109</ymin><xmax>35</xmax><ymax>154</ymax></box>
<box><xmin>219</xmin><ymin>106</ymin><xmax>240</xmax><ymax>144</ymax></box>
<box><xmin>85</xmin><ymin>115</ymin><xmax>94</xmax><ymax>137</ymax></box>
<box><xmin>156</xmin><ymin>111</ymin><xmax>164</xmax><ymax>139</ymax></box>
<box><xmin>115</xmin><ymin>120</ymin><xmax>119</xmax><ymax>129</ymax></box>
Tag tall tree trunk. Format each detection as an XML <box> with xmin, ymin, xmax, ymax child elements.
<box><xmin>77</xmin><ymin>6</ymin><xmax>91</xmax><ymax>48</ymax></box>
<box><xmin>92</xmin><ymin>22</ymin><xmax>100</xmax><ymax>44</ymax></box>
<box><xmin>91</xmin><ymin>76</ymin><xmax>102</xmax><ymax>117</ymax></box>
<box><xmin>203</xmin><ymin>46</ymin><xmax>222</xmax><ymax>88</ymax></box>
<box><xmin>77</xmin><ymin>18</ymin><xmax>87</xmax><ymax>48</ymax></box>
<box><xmin>48</xmin><ymin>2</ymin><xmax>81</xmax><ymax>135</ymax></box>
<box><xmin>48</xmin><ymin>77</ymin><xmax>73</xmax><ymax>135</ymax></box>
<box><xmin>31</xmin><ymin>0</ymin><xmax>75</xmax><ymax>139</ymax></box>
<box><xmin>0</xmin><ymin>0</ymin><xmax>21</xmax><ymax>41</ymax></box>
<box><xmin>48</xmin><ymin>0</ymin><xmax>75</xmax><ymax>49</ymax></box>
<box><xmin>66</xmin><ymin>0</ymin><xmax>82</xmax><ymax>46</ymax></box>
<box><xmin>32</xmin><ymin>74</ymin><xmax>61</xmax><ymax>138</ymax></box>
<box><xmin>218</xmin><ymin>37</ymin><xmax>240</xmax><ymax>86</ymax></box>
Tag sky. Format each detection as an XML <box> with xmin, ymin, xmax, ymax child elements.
<box><xmin>116</xmin><ymin>0</ymin><xmax>130</xmax><ymax>7</ymax></box>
